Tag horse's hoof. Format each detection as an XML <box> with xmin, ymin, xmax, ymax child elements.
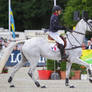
<box><xmin>35</xmin><ymin>81</ymin><xmax>40</xmax><ymax>87</ymax></box>
<box><xmin>10</xmin><ymin>85</ymin><xmax>15</xmax><ymax>88</ymax></box>
<box><xmin>88</xmin><ymin>69</ymin><xmax>91</xmax><ymax>75</ymax></box>
<box><xmin>89</xmin><ymin>79</ymin><xmax>92</xmax><ymax>83</ymax></box>
<box><xmin>41</xmin><ymin>86</ymin><xmax>46</xmax><ymax>88</ymax></box>
<box><xmin>8</xmin><ymin>76</ymin><xmax>12</xmax><ymax>83</ymax></box>
<box><xmin>69</xmin><ymin>85</ymin><xmax>75</xmax><ymax>88</ymax></box>
<box><xmin>65</xmin><ymin>83</ymin><xmax>69</xmax><ymax>86</ymax></box>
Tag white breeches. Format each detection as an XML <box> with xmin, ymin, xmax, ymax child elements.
<box><xmin>49</xmin><ymin>31</ymin><xmax>64</xmax><ymax>45</ymax></box>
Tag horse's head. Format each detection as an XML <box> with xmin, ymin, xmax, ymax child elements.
<box><xmin>86</xmin><ymin>19</ymin><xmax>92</xmax><ymax>32</ymax></box>
<box><xmin>75</xmin><ymin>19</ymin><xmax>92</xmax><ymax>34</ymax></box>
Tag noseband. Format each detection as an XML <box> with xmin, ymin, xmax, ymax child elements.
<box><xmin>85</xmin><ymin>20</ymin><xmax>92</xmax><ymax>32</ymax></box>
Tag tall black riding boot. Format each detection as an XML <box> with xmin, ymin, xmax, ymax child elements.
<box><xmin>58</xmin><ymin>44</ymin><xmax>68</xmax><ymax>60</ymax></box>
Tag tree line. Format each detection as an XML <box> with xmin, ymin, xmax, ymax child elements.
<box><xmin>0</xmin><ymin>0</ymin><xmax>92</xmax><ymax>32</ymax></box>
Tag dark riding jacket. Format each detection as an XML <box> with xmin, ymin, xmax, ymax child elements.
<box><xmin>49</xmin><ymin>13</ymin><xmax>66</xmax><ymax>32</ymax></box>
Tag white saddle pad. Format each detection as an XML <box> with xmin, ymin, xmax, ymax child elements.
<box><xmin>50</xmin><ymin>43</ymin><xmax>59</xmax><ymax>52</ymax></box>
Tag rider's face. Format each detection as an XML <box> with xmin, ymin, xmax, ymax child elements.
<box><xmin>58</xmin><ymin>10</ymin><xmax>61</xmax><ymax>15</ymax></box>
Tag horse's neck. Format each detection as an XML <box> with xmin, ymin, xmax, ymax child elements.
<box><xmin>66</xmin><ymin>20</ymin><xmax>86</xmax><ymax>47</ymax></box>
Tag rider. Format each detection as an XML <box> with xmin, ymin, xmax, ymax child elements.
<box><xmin>49</xmin><ymin>5</ymin><xmax>68</xmax><ymax>60</ymax></box>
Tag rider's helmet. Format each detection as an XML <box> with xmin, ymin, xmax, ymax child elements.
<box><xmin>52</xmin><ymin>5</ymin><xmax>62</xmax><ymax>13</ymax></box>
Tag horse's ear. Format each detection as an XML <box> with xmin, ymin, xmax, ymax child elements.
<box><xmin>73</xmin><ymin>11</ymin><xmax>80</xmax><ymax>21</ymax></box>
<box><xmin>82</xmin><ymin>11</ymin><xmax>88</xmax><ymax>21</ymax></box>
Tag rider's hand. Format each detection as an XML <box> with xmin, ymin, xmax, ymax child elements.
<box><xmin>62</xmin><ymin>26</ymin><xmax>73</xmax><ymax>33</ymax></box>
<box><xmin>68</xmin><ymin>29</ymin><xmax>73</xmax><ymax>33</ymax></box>
<box><xmin>44</xmin><ymin>29</ymin><xmax>48</xmax><ymax>33</ymax></box>
<box><xmin>62</xmin><ymin>26</ymin><xmax>67</xmax><ymax>30</ymax></box>
<box><xmin>65</xmin><ymin>27</ymin><xmax>73</xmax><ymax>33</ymax></box>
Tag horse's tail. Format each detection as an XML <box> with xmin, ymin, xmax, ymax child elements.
<box><xmin>0</xmin><ymin>40</ymin><xmax>25</xmax><ymax>73</ymax></box>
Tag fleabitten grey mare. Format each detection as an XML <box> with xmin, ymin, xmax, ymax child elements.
<box><xmin>5</xmin><ymin>19</ymin><xmax>92</xmax><ymax>88</ymax></box>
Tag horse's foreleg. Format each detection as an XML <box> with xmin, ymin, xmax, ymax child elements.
<box><xmin>65</xmin><ymin>62</ymin><xmax>72</xmax><ymax>87</ymax></box>
<box><xmin>70</xmin><ymin>57</ymin><xmax>89</xmax><ymax>68</ymax></box>
<box><xmin>8</xmin><ymin>54</ymin><xmax>27</xmax><ymax>87</ymax></box>
<box><xmin>70</xmin><ymin>57</ymin><xmax>92</xmax><ymax>84</ymax></box>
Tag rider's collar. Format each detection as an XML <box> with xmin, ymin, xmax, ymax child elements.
<box><xmin>53</xmin><ymin>13</ymin><xmax>58</xmax><ymax>16</ymax></box>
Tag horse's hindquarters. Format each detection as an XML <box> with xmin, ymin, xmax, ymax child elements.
<box><xmin>22</xmin><ymin>40</ymin><xmax>40</xmax><ymax>60</ymax></box>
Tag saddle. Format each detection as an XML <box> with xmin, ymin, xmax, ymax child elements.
<box><xmin>48</xmin><ymin>35</ymin><xmax>67</xmax><ymax>48</ymax></box>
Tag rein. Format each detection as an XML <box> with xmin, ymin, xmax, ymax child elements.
<box><xmin>65</xmin><ymin>46</ymin><xmax>82</xmax><ymax>50</ymax></box>
<box><xmin>65</xmin><ymin>19</ymin><xmax>92</xmax><ymax>50</ymax></box>
<box><xmin>65</xmin><ymin>34</ymin><xmax>82</xmax><ymax>50</ymax></box>
<box><xmin>73</xmin><ymin>31</ymin><xmax>85</xmax><ymax>35</ymax></box>
<box><xmin>65</xmin><ymin>24</ymin><xmax>85</xmax><ymax>50</ymax></box>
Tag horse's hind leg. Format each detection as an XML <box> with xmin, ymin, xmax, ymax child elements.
<box><xmin>28</xmin><ymin>57</ymin><xmax>40</xmax><ymax>87</ymax></box>
<box><xmin>28</xmin><ymin>57</ymin><xmax>46</xmax><ymax>88</ymax></box>
<box><xmin>8</xmin><ymin>53</ymin><xmax>27</xmax><ymax>87</ymax></box>
<box><xmin>28</xmin><ymin>67</ymin><xmax>41</xmax><ymax>87</ymax></box>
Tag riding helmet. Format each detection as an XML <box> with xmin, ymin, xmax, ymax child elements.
<box><xmin>52</xmin><ymin>5</ymin><xmax>62</xmax><ymax>12</ymax></box>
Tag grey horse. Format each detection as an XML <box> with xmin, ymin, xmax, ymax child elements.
<box><xmin>1</xmin><ymin>19</ymin><xmax>92</xmax><ymax>88</ymax></box>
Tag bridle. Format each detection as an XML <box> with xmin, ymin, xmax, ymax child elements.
<box><xmin>65</xmin><ymin>19</ymin><xmax>92</xmax><ymax>50</ymax></box>
<box><xmin>84</xmin><ymin>19</ymin><xmax>92</xmax><ymax>32</ymax></box>
<box><xmin>73</xmin><ymin>31</ymin><xmax>85</xmax><ymax>35</ymax></box>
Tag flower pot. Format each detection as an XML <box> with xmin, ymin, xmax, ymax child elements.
<box><xmin>2</xmin><ymin>67</ymin><xmax>8</xmax><ymax>73</ymax></box>
<box><xmin>71</xmin><ymin>70</ymin><xmax>81</xmax><ymax>80</ymax></box>
<box><xmin>60</xmin><ymin>71</ymin><xmax>66</xmax><ymax>79</ymax></box>
<box><xmin>81</xmin><ymin>74</ymin><xmax>88</xmax><ymax>80</ymax></box>
<box><xmin>38</xmin><ymin>70</ymin><xmax>52</xmax><ymax>80</ymax></box>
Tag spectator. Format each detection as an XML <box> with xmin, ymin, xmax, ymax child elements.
<box><xmin>3</xmin><ymin>40</ymin><xmax>7</xmax><ymax>47</ymax></box>
<box><xmin>86</xmin><ymin>40</ymin><xmax>92</xmax><ymax>49</ymax></box>
<box><xmin>82</xmin><ymin>42</ymin><xmax>86</xmax><ymax>50</ymax></box>
<box><xmin>17</xmin><ymin>44</ymin><xmax>23</xmax><ymax>50</ymax></box>
<box><xmin>0</xmin><ymin>38</ymin><xmax>5</xmax><ymax>49</ymax></box>
<box><xmin>13</xmin><ymin>46</ymin><xmax>18</xmax><ymax>51</ymax></box>
<box><xmin>90</xmin><ymin>37</ymin><xmax>92</xmax><ymax>45</ymax></box>
<box><xmin>0</xmin><ymin>40</ymin><xmax>2</xmax><ymax>49</ymax></box>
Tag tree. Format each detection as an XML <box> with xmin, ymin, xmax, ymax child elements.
<box><xmin>63</xmin><ymin>0</ymin><xmax>92</xmax><ymax>28</ymax></box>
<box><xmin>0</xmin><ymin>0</ymin><xmax>8</xmax><ymax>29</ymax></box>
<box><xmin>22</xmin><ymin>0</ymin><xmax>51</xmax><ymax>30</ymax></box>
<box><xmin>0</xmin><ymin>0</ymin><xmax>68</xmax><ymax>31</ymax></box>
